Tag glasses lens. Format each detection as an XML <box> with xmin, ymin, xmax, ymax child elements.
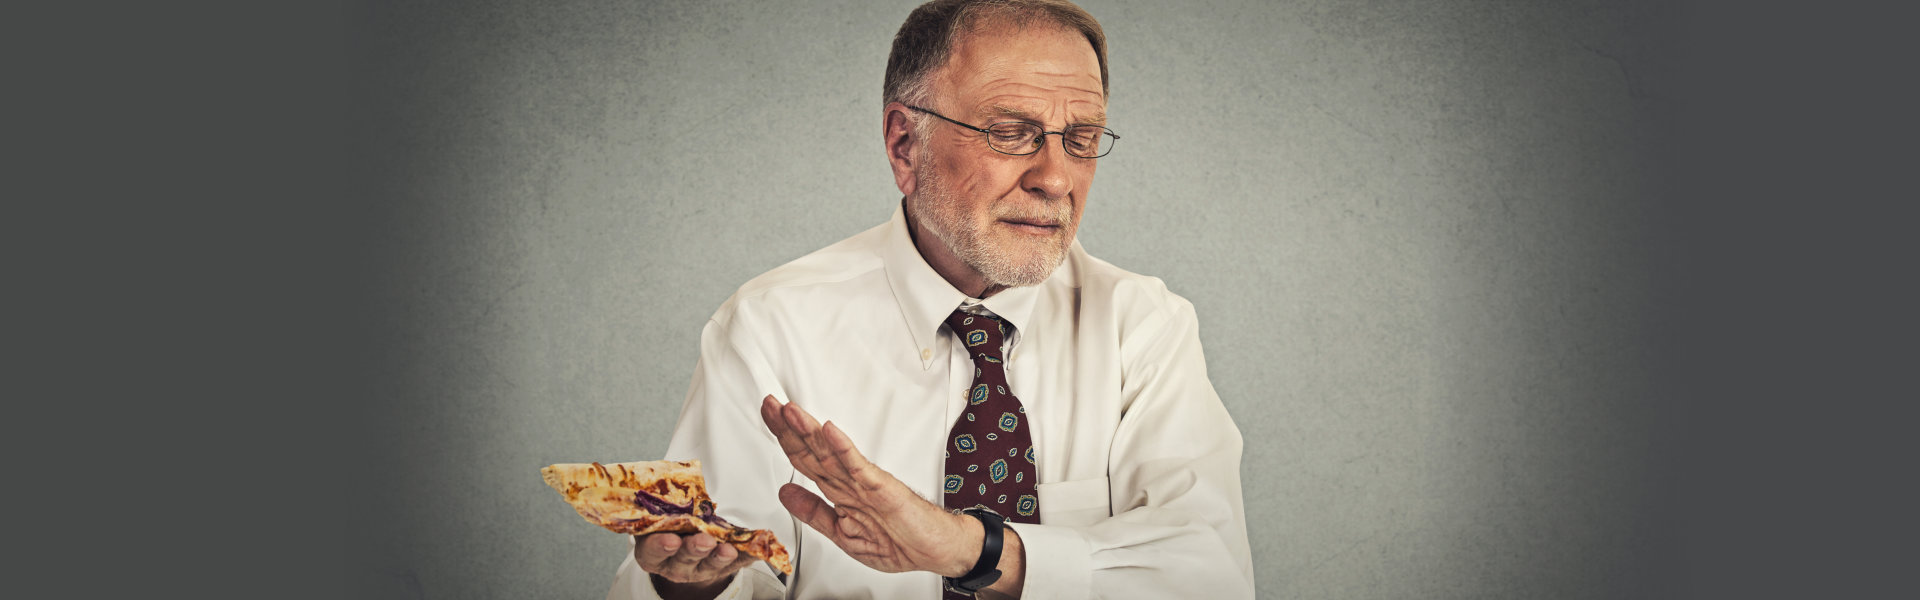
<box><xmin>1062</xmin><ymin>126</ymin><xmax>1111</xmax><ymax>158</ymax></box>
<box><xmin>986</xmin><ymin>123</ymin><xmax>1043</xmax><ymax>154</ymax></box>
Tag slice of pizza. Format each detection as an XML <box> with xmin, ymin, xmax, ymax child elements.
<box><xmin>541</xmin><ymin>459</ymin><xmax>792</xmax><ymax>575</ymax></box>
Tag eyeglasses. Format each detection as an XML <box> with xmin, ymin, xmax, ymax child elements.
<box><xmin>907</xmin><ymin>105</ymin><xmax>1120</xmax><ymax>159</ymax></box>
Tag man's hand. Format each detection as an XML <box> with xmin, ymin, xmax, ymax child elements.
<box><xmin>758</xmin><ymin>395</ymin><xmax>983</xmax><ymax>577</ymax></box>
<box><xmin>633</xmin><ymin>532</ymin><xmax>758</xmax><ymax>600</ymax></box>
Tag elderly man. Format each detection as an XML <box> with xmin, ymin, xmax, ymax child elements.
<box><xmin>607</xmin><ymin>1</ymin><xmax>1252</xmax><ymax>598</ymax></box>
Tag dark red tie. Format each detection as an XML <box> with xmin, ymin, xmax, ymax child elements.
<box><xmin>941</xmin><ymin>310</ymin><xmax>1040</xmax><ymax>524</ymax></box>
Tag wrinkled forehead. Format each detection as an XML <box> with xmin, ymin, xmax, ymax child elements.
<box><xmin>937</xmin><ymin>21</ymin><xmax>1105</xmax><ymax>112</ymax></box>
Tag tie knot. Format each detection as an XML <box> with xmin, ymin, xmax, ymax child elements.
<box><xmin>945</xmin><ymin>309</ymin><xmax>1011</xmax><ymax>360</ymax></box>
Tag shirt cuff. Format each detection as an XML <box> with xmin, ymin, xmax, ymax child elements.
<box><xmin>1004</xmin><ymin>522</ymin><xmax>1091</xmax><ymax>600</ymax></box>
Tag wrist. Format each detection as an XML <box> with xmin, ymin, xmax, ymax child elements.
<box><xmin>946</xmin><ymin>510</ymin><xmax>987</xmax><ymax>577</ymax></box>
<box><xmin>943</xmin><ymin>507</ymin><xmax>1007</xmax><ymax>595</ymax></box>
<box><xmin>984</xmin><ymin>526</ymin><xmax>1024</xmax><ymax>597</ymax></box>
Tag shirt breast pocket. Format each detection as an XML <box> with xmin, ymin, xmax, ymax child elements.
<box><xmin>1035</xmin><ymin>476</ymin><xmax>1110</xmax><ymax>527</ymax></box>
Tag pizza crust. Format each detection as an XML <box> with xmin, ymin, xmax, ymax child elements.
<box><xmin>542</xmin><ymin>460</ymin><xmax>793</xmax><ymax>574</ymax></box>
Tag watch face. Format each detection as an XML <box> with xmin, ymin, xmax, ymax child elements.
<box><xmin>962</xmin><ymin>505</ymin><xmax>1006</xmax><ymax>523</ymax></box>
<box><xmin>944</xmin><ymin>570</ymin><xmax>1001</xmax><ymax>595</ymax></box>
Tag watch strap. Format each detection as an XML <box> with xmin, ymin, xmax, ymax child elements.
<box><xmin>944</xmin><ymin>507</ymin><xmax>1006</xmax><ymax>595</ymax></box>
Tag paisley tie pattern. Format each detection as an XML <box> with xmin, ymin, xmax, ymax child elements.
<box><xmin>942</xmin><ymin>309</ymin><xmax>1040</xmax><ymax>522</ymax></box>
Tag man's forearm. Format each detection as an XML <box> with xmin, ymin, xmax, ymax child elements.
<box><xmin>979</xmin><ymin>527</ymin><xmax>1025</xmax><ymax>599</ymax></box>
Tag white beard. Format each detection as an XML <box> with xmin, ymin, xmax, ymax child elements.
<box><xmin>909</xmin><ymin>155</ymin><xmax>1072</xmax><ymax>289</ymax></box>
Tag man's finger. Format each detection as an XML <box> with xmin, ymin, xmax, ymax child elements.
<box><xmin>681</xmin><ymin>533</ymin><xmax>718</xmax><ymax>561</ymax></box>
<box><xmin>800</xmin><ymin>473</ymin><xmax>861</xmax><ymax>508</ymax></box>
<box><xmin>725</xmin><ymin>551</ymin><xmax>760</xmax><ymax>575</ymax></box>
<box><xmin>778</xmin><ymin>482</ymin><xmax>842</xmax><ymax>538</ymax></box>
<box><xmin>782</xmin><ymin>402</ymin><xmax>854</xmax><ymax>487</ymax></box>
<box><xmin>759</xmin><ymin>395</ymin><xmax>791</xmax><ymax>441</ymax></box>
<box><xmin>656</xmin><ymin>534</ymin><xmax>717</xmax><ymax>582</ymax></box>
<box><xmin>758</xmin><ymin>395</ymin><xmax>781</xmax><ymax>432</ymax></box>
<box><xmin>696</xmin><ymin>540</ymin><xmax>740</xmax><ymax>573</ymax></box>
<box><xmin>766</xmin><ymin>411</ymin><xmax>856</xmax><ymax>503</ymax></box>
<box><xmin>761</xmin><ymin>397</ymin><xmax>806</xmax><ymax>456</ymax></box>
<box><xmin>771</xmin><ymin>402</ymin><xmax>879</xmax><ymax>508</ymax></box>
<box><xmin>634</xmin><ymin>532</ymin><xmax>683</xmax><ymax>567</ymax></box>
<box><xmin>772</xmin><ymin>431</ymin><xmax>823</xmax><ymax>476</ymax></box>
<box><xmin>763</xmin><ymin>403</ymin><xmax>892</xmax><ymax>523</ymax></box>
<box><xmin>766</xmin><ymin>398</ymin><xmax>838</xmax><ymax>480</ymax></box>
<box><xmin>780</xmin><ymin>400</ymin><xmax>823</xmax><ymax>441</ymax></box>
<box><xmin>821</xmin><ymin>421</ymin><xmax>886</xmax><ymax>492</ymax></box>
<box><xmin>784</xmin><ymin>403</ymin><xmax>849</xmax><ymax>479</ymax></box>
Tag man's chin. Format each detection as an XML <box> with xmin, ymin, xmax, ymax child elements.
<box><xmin>976</xmin><ymin>242</ymin><xmax>1068</xmax><ymax>288</ymax></box>
<box><xmin>980</xmin><ymin>266</ymin><xmax>1053</xmax><ymax>288</ymax></box>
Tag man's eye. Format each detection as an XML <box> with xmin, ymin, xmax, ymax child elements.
<box><xmin>990</xmin><ymin>129</ymin><xmax>1029</xmax><ymax>143</ymax></box>
<box><xmin>1065</xmin><ymin>130</ymin><xmax>1099</xmax><ymax>151</ymax></box>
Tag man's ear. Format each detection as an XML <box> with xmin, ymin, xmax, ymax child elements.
<box><xmin>884</xmin><ymin>102</ymin><xmax>917</xmax><ymax>196</ymax></box>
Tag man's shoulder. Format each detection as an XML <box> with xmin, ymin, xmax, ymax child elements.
<box><xmin>1058</xmin><ymin>242</ymin><xmax>1194</xmax><ymax>318</ymax></box>
<box><xmin>709</xmin><ymin>220</ymin><xmax>892</xmax><ymax>325</ymax></box>
<box><xmin>1056</xmin><ymin>244</ymin><xmax>1208</xmax><ymax>361</ymax></box>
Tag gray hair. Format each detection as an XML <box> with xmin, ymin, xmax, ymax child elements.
<box><xmin>883</xmin><ymin>0</ymin><xmax>1109</xmax><ymax>110</ymax></box>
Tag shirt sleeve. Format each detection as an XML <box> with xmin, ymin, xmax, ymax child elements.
<box><xmin>1010</xmin><ymin>295</ymin><xmax>1255</xmax><ymax>599</ymax></box>
<box><xmin>605</xmin><ymin>312</ymin><xmax>796</xmax><ymax>600</ymax></box>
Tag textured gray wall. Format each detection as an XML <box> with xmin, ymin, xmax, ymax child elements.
<box><xmin>349</xmin><ymin>1</ymin><xmax>1679</xmax><ymax>598</ymax></box>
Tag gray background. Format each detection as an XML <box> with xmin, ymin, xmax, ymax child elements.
<box><xmin>348</xmin><ymin>1</ymin><xmax>1685</xmax><ymax>598</ymax></box>
<box><xmin>19</xmin><ymin>1</ymin><xmax>1912</xmax><ymax>599</ymax></box>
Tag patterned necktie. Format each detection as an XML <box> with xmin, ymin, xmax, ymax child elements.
<box><xmin>941</xmin><ymin>310</ymin><xmax>1040</xmax><ymax>525</ymax></box>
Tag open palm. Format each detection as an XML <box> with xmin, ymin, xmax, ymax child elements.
<box><xmin>759</xmin><ymin>395</ymin><xmax>975</xmax><ymax>576</ymax></box>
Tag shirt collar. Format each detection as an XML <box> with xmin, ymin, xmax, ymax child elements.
<box><xmin>881</xmin><ymin>204</ymin><xmax>1042</xmax><ymax>370</ymax></box>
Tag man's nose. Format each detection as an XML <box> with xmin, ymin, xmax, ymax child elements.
<box><xmin>1020</xmin><ymin>136</ymin><xmax>1077</xmax><ymax>200</ymax></box>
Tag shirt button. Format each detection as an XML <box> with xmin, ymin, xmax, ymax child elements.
<box><xmin>921</xmin><ymin>348</ymin><xmax>931</xmax><ymax>360</ymax></box>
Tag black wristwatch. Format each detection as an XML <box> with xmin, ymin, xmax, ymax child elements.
<box><xmin>943</xmin><ymin>506</ymin><xmax>1006</xmax><ymax>596</ymax></box>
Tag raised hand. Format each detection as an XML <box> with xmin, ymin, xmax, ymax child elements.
<box><xmin>758</xmin><ymin>395</ymin><xmax>980</xmax><ymax>577</ymax></box>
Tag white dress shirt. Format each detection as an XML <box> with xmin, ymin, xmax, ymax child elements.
<box><xmin>607</xmin><ymin>207</ymin><xmax>1253</xmax><ymax>599</ymax></box>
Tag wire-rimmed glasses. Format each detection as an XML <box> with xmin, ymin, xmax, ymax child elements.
<box><xmin>907</xmin><ymin>105</ymin><xmax>1119</xmax><ymax>159</ymax></box>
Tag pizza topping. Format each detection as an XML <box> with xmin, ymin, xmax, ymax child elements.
<box><xmin>626</xmin><ymin>491</ymin><xmax>757</xmax><ymax>541</ymax></box>
<box><xmin>632</xmin><ymin>489</ymin><xmax>696</xmax><ymax>516</ymax></box>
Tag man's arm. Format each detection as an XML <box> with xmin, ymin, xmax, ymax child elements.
<box><xmin>1013</xmin><ymin>294</ymin><xmax>1253</xmax><ymax>598</ymax></box>
<box><xmin>760</xmin><ymin>294</ymin><xmax>1252</xmax><ymax>599</ymax></box>
<box><xmin>758</xmin><ymin>395</ymin><xmax>1032</xmax><ymax>597</ymax></box>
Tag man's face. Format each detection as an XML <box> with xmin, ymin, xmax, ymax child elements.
<box><xmin>907</xmin><ymin>23</ymin><xmax>1105</xmax><ymax>290</ymax></box>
